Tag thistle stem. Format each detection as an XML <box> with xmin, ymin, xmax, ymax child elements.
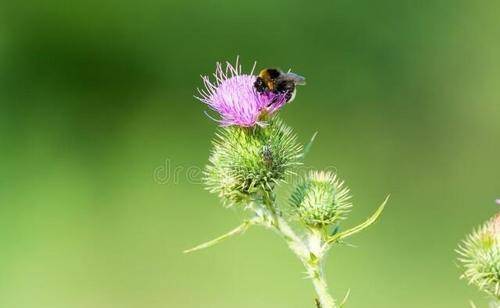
<box><xmin>274</xmin><ymin>215</ymin><xmax>310</xmax><ymax>260</ymax></box>
<box><xmin>310</xmin><ymin>265</ymin><xmax>337</xmax><ymax>308</ymax></box>
<box><xmin>258</xmin><ymin>199</ymin><xmax>308</xmax><ymax>259</ymax></box>
<box><xmin>257</xmin><ymin>201</ymin><xmax>337</xmax><ymax>308</ymax></box>
<box><xmin>307</xmin><ymin>228</ymin><xmax>337</xmax><ymax>308</ymax></box>
<box><xmin>490</xmin><ymin>299</ymin><xmax>500</xmax><ymax>308</ymax></box>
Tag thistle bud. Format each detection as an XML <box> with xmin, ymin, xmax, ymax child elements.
<box><xmin>457</xmin><ymin>213</ymin><xmax>500</xmax><ymax>299</ymax></box>
<box><xmin>290</xmin><ymin>171</ymin><xmax>352</xmax><ymax>228</ymax></box>
<box><xmin>204</xmin><ymin>118</ymin><xmax>302</xmax><ymax>206</ymax></box>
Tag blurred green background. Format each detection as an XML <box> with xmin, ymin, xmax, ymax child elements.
<box><xmin>1</xmin><ymin>0</ymin><xmax>499</xmax><ymax>307</ymax></box>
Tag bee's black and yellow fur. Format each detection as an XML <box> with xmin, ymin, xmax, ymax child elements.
<box><xmin>254</xmin><ymin>68</ymin><xmax>306</xmax><ymax>104</ymax></box>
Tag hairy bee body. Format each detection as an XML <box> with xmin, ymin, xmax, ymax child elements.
<box><xmin>254</xmin><ymin>68</ymin><xmax>306</xmax><ymax>104</ymax></box>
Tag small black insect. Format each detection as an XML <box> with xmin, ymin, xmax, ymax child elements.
<box><xmin>261</xmin><ymin>145</ymin><xmax>273</xmax><ymax>167</ymax></box>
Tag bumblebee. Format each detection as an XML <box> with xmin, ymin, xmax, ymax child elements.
<box><xmin>254</xmin><ymin>68</ymin><xmax>306</xmax><ymax>103</ymax></box>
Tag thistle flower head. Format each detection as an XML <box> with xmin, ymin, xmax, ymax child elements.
<box><xmin>290</xmin><ymin>171</ymin><xmax>352</xmax><ymax>228</ymax></box>
<box><xmin>457</xmin><ymin>213</ymin><xmax>500</xmax><ymax>299</ymax></box>
<box><xmin>204</xmin><ymin>117</ymin><xmax>302</xmax><ymax>206</ymax></box>
<box><xmin>196</xmin><ymin>58</ymin><xmax>288</xmax><ymax>127</ymax></box>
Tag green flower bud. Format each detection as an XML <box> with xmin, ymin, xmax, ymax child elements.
<box><xmin>204</xmin><ymin>117</ymin><xmax>302</xmax><ymax>206</ymax></box>
<box><xmin>290</xmin><ymin>171</ymin><xmax>352</xmax><ymax>227</ymax></box>
<box><xmin>457</xmin><ymin>213</ymin><xmax>500</xmax><ymax>299</ymax></box>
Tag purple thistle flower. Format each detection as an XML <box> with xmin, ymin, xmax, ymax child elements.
<box><xmin>196</xmin><ymin>58</ymin><xmax>288</xmax><ymax>127</ymax></box>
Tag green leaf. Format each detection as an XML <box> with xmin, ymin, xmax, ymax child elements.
<box><xmin>184</xmin><ymin>217</ymin><xmax>259</xmax><ymax>253</ymax></box>
<box><xmin>327</xmin><ymin>195</ymin><xmax>390</xmax><ymax>244</ymax></box>
<box><xmin>302</xmin><ymin>131</ymin><xmax>318</xmax><ymax>159</ymax></box>
<box><xmin>339</xmin><ymin>289</ymin><xmax>351</xmax><ymax>307</ymax></box>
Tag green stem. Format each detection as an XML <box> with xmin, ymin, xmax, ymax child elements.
<box><xmin>259</xmin><ymin>210</ymin><xmax>309</xmax><ymax>259</ymax></box>
<box><xmin>186</xmin><ymin>191</ymin><xmax>341</xmax><ymax>307</ymax></box>
<box><xmin>310</xmin><ymin>264</ymin><xmax>337</xmax><ymax>308</ymax></box>
<box><xmin>306</xmin><ymin>228</ymin><xmax>337</xmax><ymax>308</ymax></box>
<box><xmin>257</xmin><ymin>198</ymin><xmax>337</xmax><ymax>308</ymax></box>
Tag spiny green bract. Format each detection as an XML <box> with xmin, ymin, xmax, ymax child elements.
<box><xmin>457</xmin><ymin>214</ymin><xmax>500</xmax><ymax>299</ymax></box>
<box><xmin>290</xmin><ymin>171</ymin><xmax>352</xmax><ymax>228</ymax></box>
<box><xmin>204</xmin><ymin>117</ymin><xmax>302</xmax><ymax>206</ymax></box>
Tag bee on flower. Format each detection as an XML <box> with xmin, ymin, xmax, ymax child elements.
<box><xmin>196</xmin><ymin>58</ymin><xmax>305</xmax><ymax>127</ymax></box>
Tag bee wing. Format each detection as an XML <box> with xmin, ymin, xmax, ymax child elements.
<box><xmin>284</xmin><ymin>72</ymin><xmax>306</xmax><ymax>85</ymax></box>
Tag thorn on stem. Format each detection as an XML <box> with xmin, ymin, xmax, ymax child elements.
<box><xmin>315</xmin><ymin>298</ymin><xmax>322</xmax><ymax>308</ymax></box>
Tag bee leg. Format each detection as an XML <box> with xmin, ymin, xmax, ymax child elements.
<box><xmin>266</xmin><ymin>89</ymin><xmax>281</xmax><ymax>107</ymax></box>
